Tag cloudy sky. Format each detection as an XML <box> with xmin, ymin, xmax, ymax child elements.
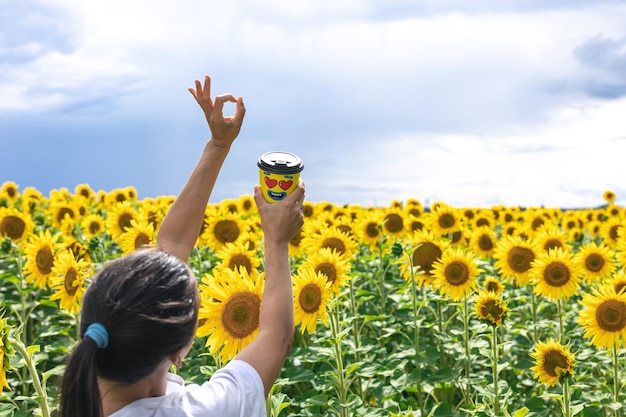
<box><xmin>2</xmin><ymin>0</ymin><xmax>626</xmax><ymax>209</ymax></box>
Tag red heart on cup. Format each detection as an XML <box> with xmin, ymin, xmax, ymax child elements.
<box><xmin>279</xmin><ymin>180</ymin><xmax>293</xmax><ymax>190</ymax></box>
<box><xmin>264</xmin><ymin>177</ymin><xmax>278</xmax><ymax>188</ymax></box>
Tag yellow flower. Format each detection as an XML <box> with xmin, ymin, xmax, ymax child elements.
<box><xmin>530</xmin><ymin>339</ymin><xmax>575</xmax><ymax>387</ymax></box>
<box><xmin>23</xmin><ymin>229</ymin><xmax>62</xmax><ymax>289</ymax></box>
<box><xmin>468</xmin><ymin>226</ymin><xmax>497</xmax><ymax>258</ymax></box>
<box><xmin>493</xmin><ymin>235</ymin><xmax>540</xmax><ymax>286</ymax></box>
<box><xmin>530</xmin><ymin>247</ymin><xmax>582</xmax><ymax>301</ymax></box>
<box><xmin>117</xmin><ymin>219</ymin><xmax>156</xmax><ymax>255</ymax></box>
<box><xmin>106</xmin><ymin>201</ymin><xmax>137</xmax><ymax>239</ymax></box>
<box><xmin>577</xmin><ymin>283</ymin><xmax>626</xmax><ymax>349</ymax></box>
<box><xmin>354</xmin><ymin>211</ymin><xmax>383</xmax><ymax>250</ymax></box>
<box><xmin>425</xmin><ymin>203</ymin><xmax>462</xmax><ymax>237</ymax></box>
<box><xmin>607</xmin><ymin>270</ymin><xmax>626</xmax><ymax>295</ymax></box>
<box><xmin>49</xmin><ymin>250</ymin><xmax>91</xmax><ymax>314</ymax></box>
<box><xmin>300</xmin><ymin>247</ymin><xmax>352</xmax><ymax>295</ymax></box>
<box><xmin>293</xmin><ymin>267</ymin><xmax>332</xmax><ymax>334</ymax></box>
<box><xmin>575</xmin><ymin>241</ymin><xmax>616</xmax><ymax>284</ymax></box>
<box><xmin>474</xmin><ymin>290</ymin><xmax>507</xmax><ymax>326</ymax></box>
<box><xmin>301</xmin><ymin>226</ymin><xmax>358</xmax><ymax>259</ymax></box>
<box><xmin>482</xmin><ymin>276</ymin><xmax>505</xmax><ymax>295</ymax></box>
<box><xmin>400</xmin><ymin>229</ymin><xmax>449</xmax><ymax>287</ymax></box>
<box><xmin>0</xmin><ymin>207</ymin><xmax>34</xmax><ymax>243</ymax></box>
<box><xmin>201</xmin><ymin>210</ymin><xmax>248</xmax><ymax>251</ymax></box>
<box><xmin>431</xmin><ymin>247</ymin><xmax>481</xmax><ymax>302</ymax></box>
<box><xmin>381</xmin><ymin>207</ymin><xmax>408</xmax><ymax>239</ymax></box>
<box><xmin>0</xmin><ymin>181</ymin><xmax>19</xmax><ymax>202</ymax></box>
<box><xmin>1</xmin><ymin>313</ymin><xmax>14</xmax><ymax>393</ymax></box>
<box><xmin>533</xmin><ymin>225</ymin><xmax>570</xmax><ymax>253</ymax></box>
<box><xmin>214</xmin><ymin>241</ymin><xmax>262</xmax><ymax>278</ymax></box>
<box><xmin>197</xmin><ymin>267</ymin><xmax>263</xmax><ymax>362</ymax></box>
<box><xmin>74</xmin><ymin>183</ymin><xmax>95</xmax><ymax>201</ymax></box>
<box><xmin>603</xmin><ymin>190</ymin><xmax>617</xmax><ymax>204</ymax></box>
<box><xmin>81</xmin><ymin>214</ymin><xmax>106</xmax><ymax>238</ymax></box>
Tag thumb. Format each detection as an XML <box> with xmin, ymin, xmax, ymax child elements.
<box><xmin>253</xmin><ymin>185</ymin><xmax>267</xmax><ymax>210</ymax></box>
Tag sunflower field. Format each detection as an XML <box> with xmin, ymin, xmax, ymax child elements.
<box><xmin>1</xmin><ymin>180</ymin><xmax>626</xmax><ymax>417</ymax></box>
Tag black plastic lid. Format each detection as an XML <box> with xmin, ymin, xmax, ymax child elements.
<box><xmin>257</xmin><ymin>151</ymin><xmax>304</xmax><ymax>174</ymax></box>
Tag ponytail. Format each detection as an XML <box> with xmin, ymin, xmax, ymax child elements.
<box><xmin>59</xmin><ymin>338</ymin><xmax>103</xmax><ymax>417</ymax></box>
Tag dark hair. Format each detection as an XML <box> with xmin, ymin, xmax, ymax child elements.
<box><xmin>58</xmin><ymin>249</ymin><xmax>199</xmax><ymax>417</ymax></box>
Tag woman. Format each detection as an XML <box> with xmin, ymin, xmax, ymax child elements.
<box><xmin>58</xmin><ymin>75</ymin><xmax>305</xmax><ymax>417</ymax></box>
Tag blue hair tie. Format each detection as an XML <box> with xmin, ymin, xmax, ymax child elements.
<box><xmin>84</xmin><ymin>323</ymin><xmax>109</xmax><ymax>349</ymax></box>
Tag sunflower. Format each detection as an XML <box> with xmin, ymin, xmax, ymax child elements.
<box><xmin>300</xmin><ymin>247</ymin><xmax>352</xmax><ymax>294</ymax></box>
<box><xmin>600</xmin><ymin>217</ymin><xmax>623</xmax><ymax>248</ymax></box>
<box><xmin>301</xmin><ymin>226</ymin><xmax>358</xmax><ymax>259</ymax></box>
<box><xmin>1</xmin><ymin>181</ymin><xmax>19</xmax><ymax>202</ymax></box>
<box><xmin>577</xmin><ymin>283</ymin><xmax>626</xmax><ymax>349</ymax></box>
<box><xmin>431</xmin><ymin>247</ymin><xmax>481</xmax><ymax>302</ymax></box>
<box><xmin>81</xmin><ymin>214</ymin><xmax>106</xmax><ymax>238</ymax></box>
<box><xmin>201</xmin><ymin>211</ymin><xmax>248</xmax><ymax>251</ymax></box>
<box><xmin>533</xmin><ymin>225</ymin><xmax>570</xmax><ymax>253</ymax></box>
<box><xmin>302</xmin><ymin>201</ymin><xmax>316</xmax><ymax>219</ymax></box>
<box><xmin>483</xmin><ymin>276</ymin><xmax>505</xmax><ymax>295</ymax></box>
<box><xmin>214</xmin><ymin>241</ymin><xmax>261</xmax><ymax>278</ymax></box>
<box><xmin>117</xmin><ymin>219</ymin><xmax>156</xmax><ymax>255</ymax></box>
<box><xmin>529</xmin><ymin>339</ymin><xmax>575</xmax><ymax>387</ymax></box>
<box><xmin>197</xmin><ymin>267</ymin><xmax>263</xmax><ymax>361</ymax></box>
<box><xmin>48</xmin><ymin>201</ymin><xmax>79</xmax><ymax>229</ymax></box>
<box><xmin>0</xmin><ymin>207</ymin><xmax>34</xmax><ymax>243</ymax></box>
<box><xmin>530</xmin><ymin>247</ymin><xmax>582</xmax><ymax>300</ymax></box>
<box><xmin>219</xmin><ymin>198</ymin><xmax>241</xmax><ymax>214</ymax></box>
<box><xmin>293</xmin><ymin>267</ymin><xmax>332</xmax><ymax>334</ymax></box>
<box><xmin>472</xmin><ymin>209</ymin><xmax>495</xmax><ymax>229</ymax></box>
<box><xmin>474</xmin><ymin>290</ymin><xmax>507</xmax><ymax>326</ymax></box>
<box><xmin>354</xmin><ymin>211</ymin><xmax>383</xmax><ymax>250</ymax></box>
<box><xmin>404</xmin><ymin>199</ymin><xmax>423</xmax><ymax>218</ymax></box>
<box><xmin>400</xmin><ymin>229</ymin><xmax>450</xmax><ymax>287</ymax></box>
<box><xmin>23</xmin><ymin>229</ymin><xmax>62</xmax><ymax>289</ymax></box>
<box><xmin>105</xmin><ymin>202</ymin><xmax>137</xmax><ymax>240</ymax></box>
<box><xmin>575</xmin><ymin>241</ymin><xmax>616</xmax><ymax>284</ymax></box>
<box><xmin>468</xmin><ymin>226</ymin><xmax>497</xmax><ymax>258</ymax></box>
<box><xmin>74</xmin><ymin>183</ymin><xmax>95</xmax><ymax>201</ymax></box>
<box><xmin>48</xmin><ymin>250</ymin><xmax>91</xmax><ymax>314</ymax></box>
<box><xmin>603</xmin><ymin>190</ymin><xmax>617</xmax><ymax>204</ymax></box>
<box><xmin>607</xmin><ymin>270</ymin><xmax>626</xmax><ymax>295</ymax></box>
<box><xmin>139</xmin><ymin>200</ymin><xmax>165</xmax><ymax>230</ymax></box>
<box><xmin>237</xmin><ymin>194</ymin><xmax>256</xmax><ymax>216</ymax></box>
<box><xmin>288</xmin><ymin>227</ymin><xmax>305</xmax><ymax>257</ymax></box>
<box><xmin>381</xmin><ymin>207</ymin><xmax>408</xmax><ymax>240</ymax></box>
<box><xmin>1</xmin><ymin>312</ymin><xmax>14</xmax><ymax>393</ymax></box>
<box><xmin>493</xmin><ymin>235</ymin><xmax>540</xmax><ymax>286</ymax></box>
<box><xmin>425</xmin><ymin>203</ymin><xmax>462</xmax><ymax>237</ymax></box>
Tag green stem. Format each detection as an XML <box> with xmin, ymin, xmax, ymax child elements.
<box><xmin>558</xmin><ymin>299</ymin><xmax>564</xmax><ymax>344</ymax></box>
<box><xmin>10</xmin><ymin>336</ymin><xmax>51</xmax><ymax>417</ymax></box>
<box><xmin>612</xmin><ymin>345</ymin><xmax>621</xmax><ymax>417</ymax></box>
<box><xmin>348</xmin><ymin>276</ymin><xmax>364</xmax><ymax>402</ymax></box>
<box><xmin>562</xmin><ymin>377</ymin><xmax>571</xmax><ymax>417</ymax></box>
<box><xmin>492</xmin><ymin>325</ymin><xmax>500</xmax><ymax>416</ymax></box>
<box><xmin>463</xmin><ymin>296</ymin><xmax>472</xmax><ymax>407</ymax></box>
<box><xmin>330</xmin><ymin>303</ymin><xmax>348</xmax><ymax>417</ymax></box>
<box><xmin>530</xmin><ymin>290</ymin><xmax>538</xmax><ymax>344</ymax></box>
<box><xmin>409</xmin><ymin>263</ymin><xmax>426</xmax><ymax>416</ymax></box>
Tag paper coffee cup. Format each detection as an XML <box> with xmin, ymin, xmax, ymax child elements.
<box><xmin>257</xmin><ymin>151</ymin><xmax>304</xmax><ymax>203</ymax></box>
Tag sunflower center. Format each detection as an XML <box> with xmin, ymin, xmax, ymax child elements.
<box><xmin>477</xmin><ymin>234</ymin><xmax>493</xmax><ymax>251</ymax></box>
<box><xmin>242</xmin><ymin>199</ymin><xmax>253</xmax><ymax>211</ymax></box>
<box><xmin>134</xmin><ymin>233</ymin><xmax>151</xmax><ymax>250</ymax></box>
<box><xmin>228</xmin><ymin>254</ymin><xmax>253</xmax><ymax>274</ymax></box>
<box><xmin>531</xmin><ymin>217</ymin><xmax>544</xmax><ymax>230</ymax></box>
<box><xmin>1</xmin><ymin>215</ymin><xmax>26</xmax><ymax>240</ymax></box>
<box><xmin>321</xmin><ymin>237</ymin><xmax>346</xmax><ymax>255</ymax></box>
<box><xmin>544</xmin><ymin>239</ymin><xmax>563</xmax><ymax>251</ymax></box>
<box><xmin>64</xmin><ymin>268</ymin><xmax>78</xmax><ymax>296</ymax></box>
<box><xmin>299</xmin><ymin>283</ymin><xmax>322</xmax><ymax>314</ymax></box>
<box><xmin>118</xmin><ymin>213</ymin><xmax>134</xmax><ymax>233</ymax></box>
<box><xmin>56</xmin><ymin>207</ymin><xmax>75</xmax><ymax>223</ymax></box>
<box><xmin>615</xmin><ymin>283</ymin><xmax>626</xmax><ymax>295</ymax></box>
<box><xmin>438</xmin><ymin>213</ymin><xmax>456</xmax><ymax>229</ymax></box>
<box><xmin>315</xmin><ymin>263</ymin><xmax>337</xmax><ymax>285</ymax></box>
<box><xmin>221</xmin><ymin>292</ymin><xmax>260</xmax><ymax>338</ymax></box>
<box><xmin>384</xmin><ymin>213</ymin><xmax>403</xmax><ymax>234</ymax></box>
<box><xmin>486</xmin><ymin>280</ymin><xmax>500</xmax><ymax>293</ymax></box>
<box><xmin>36</xmin><ymin>246</ymin><xmax>54</xmax><ymax>274</ymax></box>
<box><xmin>507</xmin><ymin>247</ymin><xmax>534</xmax><ymax>273</ymax></box>
<box><xmin>214</xmin><ymin>220</ymin><xmax>240</xmax><ymax>244</ymax></box>
<box><xmin>543</xmin><ymin>262</ymin><xmax>570</xmax><ymax>287</ymax></box>
<box><xmin>543</xmin><ymin>349</ymin><xmax>570</xmax><ymax>377</ymax></box>
<box><xmin>595</xmin><ymin>299</ymin><xmax>626</xmax><ymax>332</ymax></box>
<box><xmin>585</xmin><ymin>253</ymin><xmax>605</xmax><ymax>273</ymax></box>
<box><xmin>412</xmin><ymin>242</ymin><xmax>442</xmax><ymax>276</ymax></box>
<box><xmin>89</xmin><ymin>221</ymin><xmax>102</xmax><ymax>235</ymax></box>
<box><xmin>481</xmin><ymin>299</ymin><xmax>504</xmax><ymax>322</ymax></box>
<box><xmin>444</xmin><ymin>261</ymin><xmax>469</xmax><ymax>286</ymax></box>
<box><xmin>410</xmin><ymin>220</ymin><xmax>424</xmax><ymax>232</ymax></box>
<box><xmin>365</xmin><ymin>222</ymin><xmax>380</xmax><ymax>239</ymax></box>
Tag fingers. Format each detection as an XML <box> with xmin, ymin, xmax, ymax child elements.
<box><xmin>213</xmin><ymin>94</ymin><xmax>238</xmax><ymax>117</ymax></box>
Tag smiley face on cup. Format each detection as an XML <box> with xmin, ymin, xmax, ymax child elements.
<box><xmin>257</xmin><ymin>151</ymin><xmax>304</xmax><ymax>203</ymax></box>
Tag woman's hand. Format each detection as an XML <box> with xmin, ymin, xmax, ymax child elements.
<box><xmin>188</xmin><ymin>75</ymin><xmax>246</xmax><ymax>148</ymax></box>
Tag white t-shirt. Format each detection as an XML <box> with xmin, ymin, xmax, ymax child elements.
<box><xmin>109</xmin><ymin>360</ymin><xmax>265</xmax><ymax>417</ymax></box>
